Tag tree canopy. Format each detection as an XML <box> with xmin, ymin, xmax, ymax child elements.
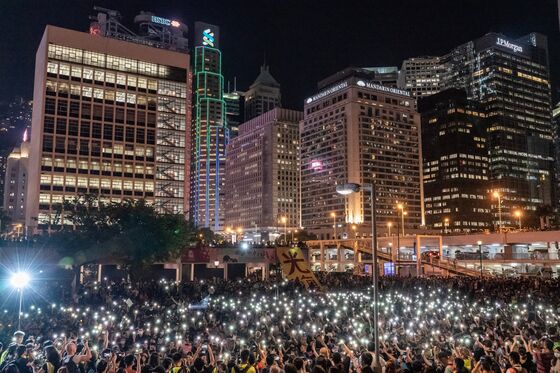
<box><xmin>48</xmin><ymin>195</ymin><xmax>196</xmax><ymax>268</ymax></box>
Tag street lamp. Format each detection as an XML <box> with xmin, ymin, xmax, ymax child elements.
<box><xmin>514</xmin><ymin>210</ymin><xmax>522</xmax><ymax>230</ymax></box>
<box><xmin>352</xmin><ymin>225</ymin><xmax>357</xmax><ymax>238</ymax></box>
<box><xmin>443</xmin><ymin>218</ymin><xmax>449</xmax><ymax>235</ymax></box>
<box><xmin>236</xmin><ymin>227</ymin><xmax>243</xmax><ymax>242</ymax></box>
<box><xmin>397</xmin><ymin>203</ymin><xmax>405</xmax><ymax>236</ymax></box>
<box><xmin>281</xmin><ymin>217</ymin><xmax>287</xmax><ymax>245</ymax></box>
<box><xmin>10</xmin><ymin>271</ymin><xmax>30</xmax><ymax>329</ymax></box>
<box><xmin>387</xmin><ymin>222</ymin><xmax>392</xmax><ymax>237</ymax></box>
<box><xmin>330</xmin><ymin>212</ymin><xmax>336</xmax><ymax>240</ymax></box>
<box><xmin>477</xmin><ymin>240</ymin><xmax>483</xmax><ymax>278</ymax></box>
<box><xmin>336</xmin><ymin>183</ymin><xmax>379</xmax><ymax>366</ymax></box>
<box><xmin>493</xmin><ymin>191</ymin><xmax>503</xmax><ymax>233</ymax></box>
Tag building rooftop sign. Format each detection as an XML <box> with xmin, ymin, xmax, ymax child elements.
<box><xmin>356</xmin><ymin>80</ymin><xmax>411</xmax><ymax>97</ymax></box>
<box><xmin>305</xmin><ymin>82</ymin><xmax>348</xmax><ymax>104</ymax></box>
<box><xmin>496</xmin><ymin>37</ymin><xmax>523</xmax><ymax>53</ymax></box>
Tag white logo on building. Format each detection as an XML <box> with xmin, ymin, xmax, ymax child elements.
<box><xmin>496</xmin><ymin>38</ymin><xmax>523</xmax><ymax>53</ymax></box>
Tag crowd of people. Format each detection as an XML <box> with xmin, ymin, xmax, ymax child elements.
<box><xmin>0</xmin><ymin>274</ymin><xmax>559</xmax><ymax>373</ymax></box>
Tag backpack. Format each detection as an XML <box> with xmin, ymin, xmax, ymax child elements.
<box><xmin>62</xmin><ymin>356</ymin><xmax>80</xmax><ymax>373</ymax></box>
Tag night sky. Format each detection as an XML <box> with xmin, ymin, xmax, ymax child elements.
<box><xmin>2</xmin><ymin>0</ymin><xmax>560</xmax><ymax>109</ymax></box>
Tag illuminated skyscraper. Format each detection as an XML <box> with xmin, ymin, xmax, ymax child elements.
<box><xmin>446</xmin><ymin>33</ymin><xmax>553</xmax><ymax>227</ymax></box>
<box><xmin>26</xmin><ymin>15</ymin><xmax>190</xmax><ymax>232</ymax></box>
<box><xmin>190</xmin><ymin>22</ymin><xmax>228</xmax><ymax>230</ymax></box>
<box><xmin>225</xmin><ymin>108</ymin><xmax>302</xmax><ymax>241</ymax></box>
<box><xmin>3</xmin><ymin>132</ymin><xmax>30</xmax><ymax>225</ymax></box>
<box><xmin>301</xmin><ymin>69</ymin><xmax>423</xmax><ymax>239</ymax></box>
<box><xmin>397</xmin><ymin>57</ymin><xmax>445</xmax><ymax>97</ymax></box>
<box><xmin>419</xmin><ymin>89</ymin><xmax>491</xmax><ymax>232</ymax></box>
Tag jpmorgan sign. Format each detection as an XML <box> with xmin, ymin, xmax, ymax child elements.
<box><xmin>496</xmin><ymin>38</ymin><xmax>523</xmax><ymax>53</ymax></box>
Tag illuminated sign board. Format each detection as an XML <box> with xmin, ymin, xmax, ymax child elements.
<box><xmin>202</xmin><ymin>29</ymin><xmax>215</xmax><ymax>47</ymax></box>
<box><xmin>150</xmin><ymin>16</ymin><xmax>180</xmax><ymax>28</ymax></box>
<box><xmin>305</xmin><ymin>82</ymin><xmax>348</xmax><ymax>104</ymax></box>
<box><xmin>311</xmin><ymin>160</ymin><xmax>323</xmax><ymax>171</ymax></box>
<box><xmin>194</xmin><ymin>22</ymin><xmax>220</xmax><ymax>48</ymax></box>
<box><xmin>151</xmin><ymin>16</ymin><xmax>171</xmax><ymax>26</ymax></box>
<box><xmin>356</xmin><ymin>80</ymin><xmax>410</xmax><ymax>96</ymax></box>
<box><xmin>496</xmin><ymin>37</ymin><xmax>523</xmax><ymax>53</ymax></box>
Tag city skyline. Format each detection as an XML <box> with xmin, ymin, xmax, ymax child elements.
<box><xmin>2</xmin><ymin>0</ymin><xmax>560</xmax><ymax>110</ymax></box>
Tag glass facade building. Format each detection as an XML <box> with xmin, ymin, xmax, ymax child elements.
<box><xmin>420</xmin><ymin>89</ymin><xmax>491</xmax><ymax>232</ymax></box>
<box><xmin>447</xmin><ymin>33</ymin><xmax>553</xmax><ymax>227</ymax></box>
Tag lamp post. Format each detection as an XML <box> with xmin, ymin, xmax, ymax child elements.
<box><xmin>514</xmin><ymin>210</ymin><xmax>522</xmax><ymax>230</ymax></box>
<box><xmin>10</xmin><ymin>272</ymin><xmax>30</xmax><ymax>330</ymax></box>
<box><xmin>493</xmin><ymin>191</ymin><xmax>503</xmax><ymax>233</ymax></box>
<box><xmin>337</xmin><ymin>183</ymin><xmax>379</xmax><ymax>367</ymax></box>
<box><xmin>236</xmin><ymin>227</ymin><xmax>243</xmax><ymax>244</ymax></box>
<box><xmin>397</xmin><ymin>204</ymin><xmax>405</xmax><ymax>236</ymax></box>
<box><xmin>387</xmin><ymin>222</ymin><xmax>392</xmax><ymax>237</ymax></box>
<box><xmin>443</xmin><ymin>218</ymin><xmax>449</xmax><ymax>235</ymax></box>
<box><xmin>330</xmin><ymin>212</ymin><xmax>337</xmax><ymax>240</ymax></box>
<box><xmin>477</xmin><ymin>240</ymin><xmax>483</xmax><ymax>278</ymax></box>
<box><xmin>281</xmin><ymin>217</ymin><xmax>287</xmax><ymax>245</ymax></box>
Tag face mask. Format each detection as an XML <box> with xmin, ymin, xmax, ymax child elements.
<box><xmin>554</xmin><ymin>352</ymin><xmax>560</xmax><ymax>358</ymax></box>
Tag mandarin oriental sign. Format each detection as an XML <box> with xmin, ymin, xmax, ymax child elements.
<box><xmin>496</xmin><ymin>38</ymin><xmax>523</xmax><ymax>53</ymax></box>
<box><xmin>356</xmin><ymin>80</ymin><xmax>411</xmax><ymax>97</ymax></box>
<box><xmin>305</xmin><ymin>82</ymin><xmax>348</xmax><ymax>104</ymax></box>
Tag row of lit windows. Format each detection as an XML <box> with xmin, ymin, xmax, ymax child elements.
<box><xmin>48</xmin><ymin>44</ymin><xmax>179</xmax><ymax>80</ymax></box>
<box><xmin>41</xmin><ymin>157</ymin><xmax>154</xmax><ymax>174</ymax></box>
<box><xmin>39</xmin><ymin>176</ymin><xmax>154</xmax><ymax>191</ymax></box>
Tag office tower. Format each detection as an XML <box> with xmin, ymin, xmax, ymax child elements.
<box><xmin>301</xmin><ymin>69</ymin><xmax>423</xmax><ymax>238</ymax></box>
<box><xmin>446</xmin><ymin>33</ymin><xmax>553</xmax><ymax>227</ymax></box>
<box><xmin>190</xmin><ymin>22</ymin><xmax>228</xmax><ymax>231</ymax></box>
<box><xmin>225</xmin><ymin>108</ymin><xmax>301</xmax><ymax>241</ymax></box>
<box><xmin>26</xmin><ymin>22</ymin><xmax>190</xmax><ymax>232</ymax></box>
<box><xmin>244</xmin><ymin>65</ymin><xmax>281</xmax><ymax>121</ymax></box>
<box><xmin>419</xmin><ymin>89</ymin><xmax>491</xmax><ymax>232</ymax></box>
<box><xmin>0</xmin><ymin>98</ymin><xmax>33</xmax><ymax>207</ymax></box>
<box><xmin>224</xmin><ymin>89</ymin><xmax>243</xmax><ymax>138</ymax></box>
<box><xmin>553</xmin><ymin>102</ymin><xmax>560</xmax><ymax>208</ymax></box>
<box><xmin>405</xmin><ymin>33</ymin><xmax>554</xmax><ymax>227</ymax></box>
<box><xmin>397</xmin><ymin>56</ymin><xmax>445</xmax><ymax>97</ymax></box>
<box><xmin>3</xmin><ymin>131</ymin><xmax>30</xmax><ymax>225</ymax></box>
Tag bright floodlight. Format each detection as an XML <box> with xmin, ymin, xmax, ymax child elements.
<box><xmin>336</xmin><ymin>183</ymin><xmax>361</xmax><ymax>195</ymax></box>
<box><xmin>10</xmin><ymin>272</ymin><xmax>30</xmax><ymax>289</ymax></box>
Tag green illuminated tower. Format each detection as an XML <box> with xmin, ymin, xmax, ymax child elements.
<box><xmin>190</xmin><ymin>22</ymin><xmax>228</xmax><ymax>230</ymax></box>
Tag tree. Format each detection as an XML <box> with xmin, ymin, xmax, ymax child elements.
<box><xmin>197</xmin><ymin>227</ymin><xmax>216</xmax><ymax>243</ymax></box>
<box><xmin>275</xmin><ymin>229</ymin><xmax>317</xmax><ymax>246</ymax></box>
<box><xmin>48</xmin><ymin>195</ymin><xmax>197</xmax><ymax>270</ymax></box>
<box><xmin>0</xmin><ymin>209</ymin><xmax>12</xmax><ymax>235</ymax></box>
